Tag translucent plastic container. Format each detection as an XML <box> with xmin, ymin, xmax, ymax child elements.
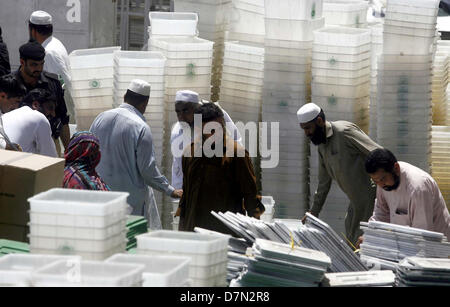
<box><xmin>312</xmin><ymin>66</ymin><xmax>370</xmax><ymax>78</ymax></box>
<box><xmin>222</xmin><ymin>64</ymin><xmax>264</xmax><ymax>78</ymax></box>
<box><xmin>149</xmin><ymin>12</ymin><xmax>198</xmax><ymax>36</ymax></box>
<box><xmin>136</xmin><ymin>231</ymin><xmax>228</xmax><ymax>265</ymax></box>
<box><xmin>312</xmin><ymin>74</ymin><xmax>370</xmax><ymax>86</ymax></box>
<box><xmin>0</xmin><ymin>254</ymin><xmax>80</xmax><ymax>286</ymax></box>
<box><xmin>265</xmin><ymin>17</ymin><xmax>325</xmax><ymax>41</ymax></box>
<box><xmin>228</xmin><ymin>0</ymin><xmax>265</xmax><ymax>37</ymax></box>
<box><xmin>383</xmin><ymin>32</ymin><xmax>435</xmax><ymax>55</ymax></box>
<box><xmin>312</xmin><ymin>82</ymin><xmax>370</xmax><ymax>98</ymax></box>
<box><xmin>29</xmin><ymin>218</ymin><xmax>126</xmax><ymax>241</ymax></box>
<box><xmin>323</xmin><ymin>0</ymin><xmax>368</xmax><ymax>26</ymax></box>
<box><xmin>312</xmin><ymin>51</ymin><xmax>370</xmax><ymax>63</ymax></box>
<box><xmin>73</xmin><ymin>95</ymin><xmax>113</xmax><ymax>109</ymax></box>
<box><xmin>29</xmin><ymin>231</ymin><xmax>127</xmax><ymax>253</ymax></box>
<box><xmin>192</xmin><ymin>273</ymin><xmax>227</xmax><ymax>287</ymax></box>
<box><xmin>384</xmin><ymin>24</ymin><xmax>436</xmax><ymax>38</ymax></box>
<box><xmin>32</xmin><ymin>260</ymin><xmax>144</xmax><ymax>287</ymax></box>
<box><xmin>314</xmin><ymin>26</ymin><xmax>371</xmax><ymax>47</ymax></box>
<box><xmin>71</xmin><ymin>87</ymin><xmax>113</xmax><ymax>98</ymax></box>
<box><xmin>28</xmin><ymin>189</ymin><xmax>128</xmax><ymax>228</ymax></box>
<box><xmin>69</xmin><ymin>46</ymin><xmax>121</xmax><ymax>71</ymax></box>
<box><xmin>150</xmin><ymin>36</ymin><xmax>214</xmax><ymax>54</ymax></box>
<box><xmin>264</xmin><ymin>0</ymin><xmax>323</xmax><ymax>20</ymax></box>
<box><xmin>222</xmin><ymin>72</ymin><xmax>263</xmax><ymax>86</ymax></box>
<box><xmin>313</xmin><ymin>43</ymin><xmax>370</xmax><ymax>55</ymax></box>
<box><xmin>105</xmin><ymin>254</ymin><xmax>191</xmax><ymax>287</ymax></box>
<box><xmin>312</xmin><ymin>58</ymin><xmax>370</xmax><ymax>70</ymax></box>
<box><xmin>71</xmin><ymin>78</ymin><xmax>113</xmax><ymax>90</ymax></box>
<box><xmin>115</xmin><ymin>66</ymin><xmax>165</xmax><ymax>76</ymax></box>
<box><xmin>174</xmin><ymin>0</ymin><xmax>231</xmax><ymax>26</ymax></box>
<box><xmin>312</xmin><ymin>95</ymin><xmax>370</xmax><ymax>111</ymax></box>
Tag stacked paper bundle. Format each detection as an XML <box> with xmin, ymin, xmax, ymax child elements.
<box><xmin>360</xmin><ymin>221</ymin><xmax>450</xmax><ymax>270</ymax></box>
<box><xmin>231</xmin><ymin>238</ymin><xmax>331</xmax><ymax>287</ymax></box>
<box><xmin>396</xmin><ymin>257</ymin><xmax>450</xmax><ymax>287</ymax></box>
<box><xmin>322</xmin><ymin>270</ymin><xmax>396</xmax><ymax>287</ymax></box>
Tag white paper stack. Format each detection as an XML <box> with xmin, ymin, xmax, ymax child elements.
<box><xmin>377</xmin><ymin>0</ymin><xmax>440</xmax><ymax>173</ymax></box>
<box><xmin>231</xmin><ymin>238</ymin><xmax>331</xmax><ymax>287</ymax></box>
<box><xmin>322</xmin><ymin>270</ymin><xmax>396</xmax><ymax>287</ymax></box>
<box><xmin>174</xmin><ymin>0</ymin><xmax>231</xmax><ymax>101</ymax></box>
<box><xmin>360</xmin><ymin>221</ymin><xmax>450</xmax><ymax>269</ymax></box>
<box><xmin>69</xmin><ymin>47</ymin><xmax>121</xmax><ymax>131</ymax></box>
<box><xmin>396</xmin><ymin>257</ymin><xmax>450</xmax><ymax>287</ymax></box>
<box><xmin>28</xmin><ymin>189</ymin><xmax>129</xmax><ymax>261</ymax></box>
<box><xmin>431</xmin><ymin>126</ymin><xmax>450</xmax><ymax>208</ymax></box>
<box><xmin>312</xmin><ymin>26</ymin><xmax>371</xmax><ymax>132</ymax></box>
<box><xmin>323</xmin><ymin>0</ymin><xmax>368</xmax><ymax>28</ymax></box>
<box><xmin>261</xmin><ymin>0</ymin><xmax>325</xmax><ymax>219</ymax></box>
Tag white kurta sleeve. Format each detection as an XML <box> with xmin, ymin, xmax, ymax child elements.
<box><xmin>36</xmin><ymin>116</ymin><xmax>57</xmax><ymax>157</ymax></box>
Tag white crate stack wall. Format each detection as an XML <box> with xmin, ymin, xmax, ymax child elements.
<box><xmin>261</xmin><ymin>0</ymin><xmax>324</xmax><ymax>219</ymax></box>
<box><xmin>431</xmin><ymin>126</ymin><xmax>450</xmax><ymax>210</ymax></box>
<box><xmin>174</xmin><ymin>0</ymin><xmax>231</xmax><ymax>101</ymax></box>
<box><xmin>113</xmin><ymin>51</ymin><xmax>166</xmax><ymax>168</ymax></box>
<box><xmin>432</xmin><ymin>41</ymin><xmax>450</xmax><ymax>125</ymax></box>
<box><xmin>28</xmin><ymin>189</ymin><xmax>128</xmax><ymax>261</ymax></box>
<box><xmin>377</xmin><ymin>0</ymin><xmax>440</xmax><ymax>173</ymax></box>
<box><xmin>148</xmin><ymin>14</ymin><xmax>214</xmax><ymax>229</ymax></box>
<box><xmin>227</xmin><ymin>0</ymin><xmax>265</xmax><ymax>47</ymax></box>
<box><xmin>323</xmin><ymin>0</ymin><xmax>369</xmax><ymax>28</ymax></box>
<box><xmin>438</xmin><ymin>41</ymin><xmax>450</xmax><ymax>124</ymax></box>
<box><xmin>219</xmin><ymin>42</ymin><xmax>264</xmax><ymax>124</ymax></box>
<box><xmin>369</xmin><ymin>23</ymin><xmax>383</xmax><ymax>141</ymax></box>
<box><xmin>69</xmin><ymin>47</ymin><xmax>121</xmax><ymax>131</ymax></box>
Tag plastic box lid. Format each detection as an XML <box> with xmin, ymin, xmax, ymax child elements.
<box><xmin>69</xmin><ymin>47</ymin><xmax>121</xmax><ymax>69</ymax></box>
<box><xmin>314</xmin><ymin>26</ymin><xmax>371</xmax><ymax>47</ymax></box>
<box><xmin>149</xmin><ymin>12</ymin><xmax>198</xmax><ymax>36</ymax></box>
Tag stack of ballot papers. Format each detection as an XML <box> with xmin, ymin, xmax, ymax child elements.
<box><xmin>231</xmin><ymin>239</ymin><xmax>331</xmax><ymax>287</ymax></box>
<box><xmin>212</xmin><ymin>211</ymin><xmax>367</xmax><ymax>272</ymax></box>
<box><xmin>360</xmin><ymin>221</ymin><xmax>450</xmax><ymax>270</ymax></box>
<box><xmin>322</xmin><ymin>270</ymin><xmax>396</xmax><ymax>287</ymax></box>
<box><xmin>396</xmin><ymin>257</ymin><xmax>450</xmax><ymax>287</ymax></box>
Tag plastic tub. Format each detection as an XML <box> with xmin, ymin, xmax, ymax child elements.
<box><xmin>32</xmin><ymin>260</ymin><xmax>144</xmax><ymax>287</ymax></box>
<box><xmin>264</xmin><ymin>17</ymin><xmax>325</xmax><ymax>41</ymax></box>
<box><xmin>312</xmin><ymin>66</ymin><xmax>370</xmax><ymax>78</ymax></box>
<box><xmin>312</xmin><ymin>82</ymin><xmax>370</xmax><ymax>98</ymax></box>
<box><xmin>313</xmin><ymin>43</ymin><xmax>371</xmax><ymax>55</ymax></box>
<box><xmin>314</xmin><ymin>26</ymin><xmax>371</xmax><ymax>47</ymax></box>
<box><xmin>0</xmin><ymin>254</ymin><xmax>80</xmax><ymax>286</ymax></box>
<box><xmin>312</xmin><ymin>51</ymin><xmax>370</xmax><ymax>63</ymax></box>
<box><xmin>312</xmin><ymin>58</ymin><xmax>370</xmax><ymax>70</ymax></box>
<box><xmin>173</xmin><ymin>0</ymin><xmax>231</xmax><ymax>26</ymax></box>
<box><xmin>149</xmin><ymin>12</ymin><xmax>198</xmax><ymax>36</ymax></box>
<box><xmin>264</xmin><ymin>0</ymin><xmax>323</xmax><ymax>20</ymax></box>
<box><xmin>312</xmin><ymin>74</ymin><xmax>370</xmax><ymax>86</ymax></box>
<box><xmin>105</xmin><ymin>254</ymin><xmax>191</xmax><ymax>287</ymax></box>
<box><xmin>71</xmin><ymin>87</ymin><xmax>113</xmax><ymax>98</ymax></box>
<box><xmin>323</xmin><ymin>1</ymin><xmax>368</xmax><ymax>26</ymax></box>
<box><xmin>222</xmin><ymin>65</ymin><xmax>264</xmax><ymax>78</ymax></box>
<box><xmin>69</xmin><ymin>46</ymin><xmax>121</xmax><ymax>70</ymax></box>
<box><xmin>73</xmin><ymin>95</ymin><xmax>113</xmax><ymax>109</ymax></box>
<box><xmin>383</xmin><ymin>32</ymin><xmax>435</xmax><ymax>55</ymax></box>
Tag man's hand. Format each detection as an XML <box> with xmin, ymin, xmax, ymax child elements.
<box><xmin>252</xmin><ymin>207</ymin><xmax>264</xmax><ymax>220</ymax></box>
<box><xmin>301</xmin><ymin>211</ymin><xmax>317</xmax><ymax>224</ymax></box>
<box><xmin>356</xmin><ymin>236</ymin><xmax>364</xmax><ymax>249</ymax></box>
<box><xmin>174</xmin><ymin>206</ymin><xmax>181</xmax><ymax>217</ymax></box>
<box><xmin>6</xmin><ymin>143</ymin><xmax>22</xmax><ymax>151</ymax></box>
<box><xmin>171</xmin><ymin>189</ymin><xmax>183</xmax><ymax>199</ymax></box>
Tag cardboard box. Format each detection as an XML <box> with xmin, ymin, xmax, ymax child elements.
<box><xmin>0</xmin><ymin>223</ymin><xmax>28</xmax><ymax>242</ymax></box>
<box><xmin>0</xmin><ymin>150</ymin><xmax>64</xmax><ymax>232</ymax></box>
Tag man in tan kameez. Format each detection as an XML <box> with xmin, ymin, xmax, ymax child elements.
<box><xmin>298</xmin><ymin>103</ymin><xmax>382</xmax><ymax>245</ymax></box>
<box><xmin>179</xmin><ymin>103</ymin><xmax>263</xmax><ymax>233</ymax></box>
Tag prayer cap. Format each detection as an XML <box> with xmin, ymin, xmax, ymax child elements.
<box><xmin>175</xmin><ymin>90</ymin><xmax>199</xmax><ymax>104</ymax></box>
<box><xmin>128</xmin><ymin>79</ymin><xmax>151</xmax><ymax>97</ymax></box>
<box><xmin>30</xmin><ymin>11</ymin><xmax>53</xmax><ymax>25</ymax></box>
<box><xmin>297</xmin><ymin>103</ymin><xmax>322</xmax><ymax>124</ymax></box>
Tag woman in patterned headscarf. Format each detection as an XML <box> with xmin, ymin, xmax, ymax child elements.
<box><xmin>63</xmin><ymin>131</ymin><xmax>110</xmax><ymax>191</ymax></box>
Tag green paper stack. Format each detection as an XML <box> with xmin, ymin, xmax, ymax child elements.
<box><xmin>126</xmin><ymin>216</ymin><xmax>148</xmax><ymax>251</ymax></box>
<box><xmin>0</xmin><ymin>239</ymin><xmax>30</xmax><ymax>256</ymax></box>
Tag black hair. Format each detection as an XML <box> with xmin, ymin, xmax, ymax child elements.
<box><xmin>22</xmin><ymin>88</ymin><xmax>55</xmax><ymax>107</ymax></box>
<box><xmin>365</xmin><ymin>148</ymin><xmax>398</xmax><ymax>174</ymax></box>
<box><xmin>0</xmin><ymin>75</ymin><xmax>27</xmax><ymax>98</ymax></box>
<box><xmin>124</xmin><ymin>89</ymin><xmax>149</xmax><ymax>106</ymax></box>
<box><xmin>194</xmin><ymin>103</ymin><xmax>224</xmax><ymax>123</ymax></box>
<box><xmin>29</xmin><ymin>22</ymin><xmax>53</xmax><ymax>37</ymax></box>
<box><xmin>313</xmin><ymin>109</ymin><xmax>326</xmax><ymax>123</ymax></box>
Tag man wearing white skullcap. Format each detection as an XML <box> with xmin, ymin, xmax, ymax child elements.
<box><xmin>170</xmin><ymin>90</ymin><xmax>242</xmax><ymax>189</ymax></box>
<box><xmin>297</xmin><ymin>103</ymin><xmax>382</xmax><ymax>246</ymax></box>
<box><xmin>29</xmin><ymin>10</ymin><xmax>74</xmax><ymax>143</ymax></box>
<box><xmin>90</xmin><ymin>80</ymin><xmax>182</xmax><ymax>229</ymax></box>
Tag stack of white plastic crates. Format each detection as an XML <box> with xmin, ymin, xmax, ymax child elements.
<box><xmin>174</xmin><ymin>0</ymin><xmax>231</xmax><ymax>101</ymax></box>
<box><xmin>437</xmin><ymin>40</ymin><xmax>450</xmax><ymax>124</ymax></box>
<box><xmin>136</xmin><ymin>231</ymin><xmax>229</xmax><ymax>287</ymax></box>
<box><xmin>113</xmin><ymin>51</ymin><xmax>166</xmax><ymax>169</ymax></box>
<box><xmin>431</xmin><ymin>126</ymin><xmax>450</xmax><ymax>210</ymax></box>
<box><xmin>312</xmin><ymin>26</ymin><xmax>371</xmax><ymax>133</ymax></box>
<box><xmin>261</xmin><ymin>0</ymin><xmax>324</xmax><ymax>219</ymax></box>
<box><xmin>220</xmin><ymin>42</ymin><xmax>264</xmax><ymax>124</ymax></box>
<box><xmin>377</xmin><ymin>0</ymin><xmax>440</xmax><ymax>173</ymax></box>
<box><xmin>323</xmin><ymin>0</ymin><xmax>368</xmax><ymax>28</ymax></box>
<box><xmin>369</xmin><ymin>23</ymin><xmax>383</xmax><ymax>141</ymax></box>
<box><xmin>227</xmin><ymin>0</ymin><xmax>265</xmax><ymax>47</ymax></box>
<box><xmin>69</xmin><ymin>47</ymin><xmax>121</xmax><ymax>131</ymax></box>
<box><xmin>28</xmin><ymin>189</ymin><xmax>128</xmax><ymax>261</ymax></box>
<box><xmin>148</xmin><ymin>12</ymin><xmax>214</xmax><ymax>229</ymax></box>
<box><xmin>432</xmin><ymin>43</ymin><xmax>449</xmax><ymax>125</ymax></box>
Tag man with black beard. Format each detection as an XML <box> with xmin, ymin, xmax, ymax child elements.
<box><xmin>297</xmin><ymin>103</ymin><xmax>382</xmax><ymax>246</ymax></box>
<box><xmin>359</xmin><ymin>148</ymin><xmax>450</xmax><ymax>243</ymax></box>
